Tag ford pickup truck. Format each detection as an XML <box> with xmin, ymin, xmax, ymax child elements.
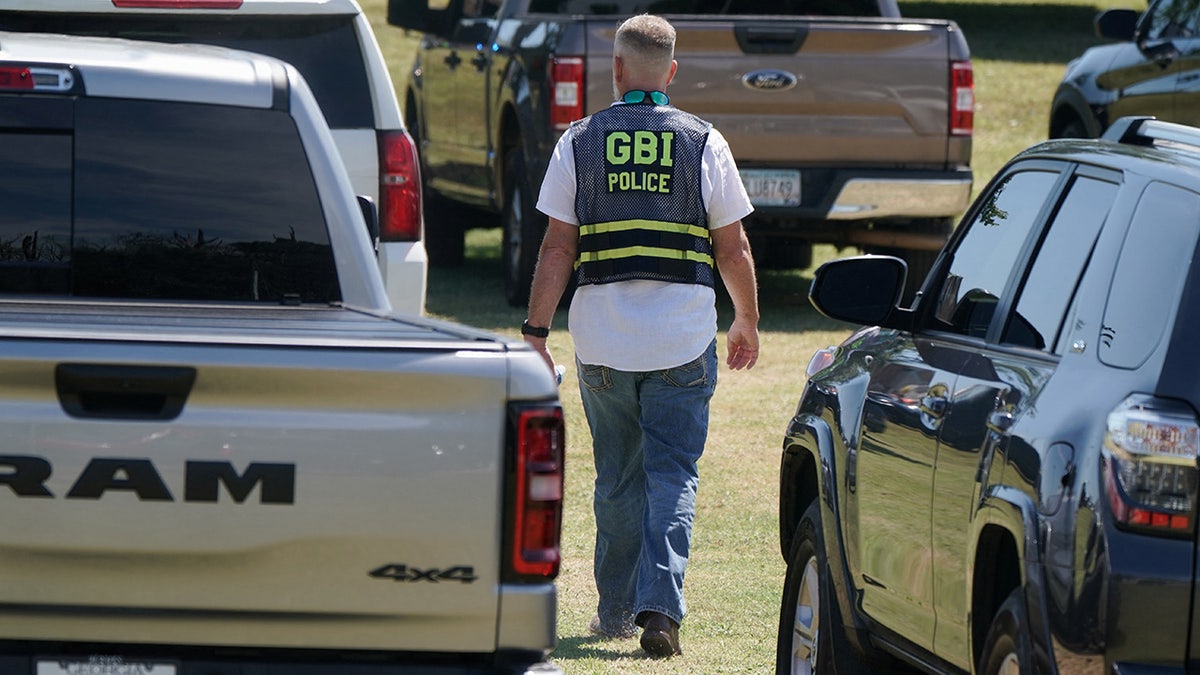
<box><xmin>387</xmin><ymin>0</ymin><xmax>974</xmax><ymax>305</ymax></box>
<box><xmin>0</xmin><ymin>31</ymin><xmax>562</xmax><ymax>674</ymax></box>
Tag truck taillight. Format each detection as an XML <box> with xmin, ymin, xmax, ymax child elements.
<box><xmin>0</xmin><ymin>66</ymin><xmax>32</xmax><ymax>90</ymax></box>
<box><xmin>950</xmin><ymin>60</ymin><xmax>974</xmax><ymax>136</ymax></box>
<box><xmin>511</xmin><ymin>405</ymin><xmax>565</xmax><ymax>579</ymax></box>
<box><xmin>549</xmin><ymin>56</ymin><xmax>584</xmax><ymax>131</ymax></box>
<box><xmin>378</xmin><ymin>130</ymin><xmax>422</xmax><ymax>242</ymax></box>
<box><xmin>1103</xmin><ymin>394</ymin><xmax>1199</xmax><ymax>536</ymax></box>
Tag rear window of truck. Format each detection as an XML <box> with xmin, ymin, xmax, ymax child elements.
<box><xmin>0</xmin><ymin>14</ymin><xmax>374</xmax><ymax>129</ymax></box>
<box><xmin>0</xmin><ymin>96</ymin><xmax>340</xmax><ymax>304</ymax></box>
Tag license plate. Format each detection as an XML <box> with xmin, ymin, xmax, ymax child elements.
<box><xmin>37</xmin><ymin>657</ymin><xmax>177</xmax><ymax>675</ymax></box>
<box><xmin>741</xmin><ymin>169</ymin><xmax>801</xmax><ymax>207</ymax></box>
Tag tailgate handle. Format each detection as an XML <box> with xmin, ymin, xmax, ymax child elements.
<box><xmin>55</xmin><ymin>364</ymin><xmax>197</xmax><ymax>421</ymax></box>
<box><xmin>735</xmin><ymin>26</ymin><xmax>808</xmax><ymax>54</ymax></box>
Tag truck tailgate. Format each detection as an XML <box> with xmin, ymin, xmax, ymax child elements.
<box><xmin>0</xmin><ymin>302</ymin><xmax>522</xmax><ymax>654</ymax></box>
<box><xmin>586</xmin><ymin>17</ymin><xmax>959</xmax><ymax>166</ymax></box>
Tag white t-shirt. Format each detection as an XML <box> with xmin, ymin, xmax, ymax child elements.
<box><xmin>536</xmin><ymin>106</ymin><xmax>753</xmax><ymax>371</ymax></box>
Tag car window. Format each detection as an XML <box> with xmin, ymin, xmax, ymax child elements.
<box><xmin>925</xmin><ymin>168</ymin><xmax>1060</xmax><ymax>338</ymax></box>
<box><xmin>1101</xmin><ymin>181</ymin><xmax>1200</xmax><ymax>369</ymax></box>
<box><xmin>0</xmin><ymin>14</ymin><xmax>374</xmax><ymax>129</ymax></box>
<box><xmin>1002</xmin><ymin>173</ymin><xmax>1119</xmax><ymax>352</ymax></box>
<box><xmin>1144</xmin><ymin>0</ymin><xmax>1200</xmax><ymax>39</ymax></box>
<box><xmin>533</xmin><ymin>0</ymin><xmax>881</xmax><ymax>17</ymax></box>
<box><xmin>0</xmin><ymin>96</ymin><xmax>339</xmax><ymax>304</ymax></box>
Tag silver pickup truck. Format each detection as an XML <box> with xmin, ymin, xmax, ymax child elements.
<box><xmin>0</xmin><ymin>32</ymin><xmax>562</xmax><ymax>675</ymax></box>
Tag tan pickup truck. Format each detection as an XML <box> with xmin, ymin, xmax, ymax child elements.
<box><xmin>389</xmin><ymin>0</ymin><xmax>974</xmax><ymax>305</ymax></box>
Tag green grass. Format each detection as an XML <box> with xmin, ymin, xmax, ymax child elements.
<box><xmin>358</xmin><ymin>1</ymin><xmax>1127</xmax><ymax>670</ymax></box>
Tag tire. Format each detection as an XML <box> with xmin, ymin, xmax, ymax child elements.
<box><xmin>752</xmin><ymin>237</ymin><xmax>813</xmax><ymax>271</ymax></box>
<box><xmin>501</xmin><ymin>147</ymin><xmax>544</xmax><ymax>307</ymax></box>
<box><xmin>423</xmin><ymin>190</ymin><xmax>466</xmax><ymax>267</ymax></box>
<box><xmin>776</xmin><ymin>501</ymin><xmax>888</xmax><ymax>675</ymax></box>
<box><xmin>978</xmin><ymin>588</ymin><xmax>1035</xmax><ymax>675</ymax></box>
<box><xmin>1054</xmin><ymin>117</ymin><xmax>1090</xmax><ymax>140</ymax></box>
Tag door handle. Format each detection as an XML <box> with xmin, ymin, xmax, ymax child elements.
<box><xmin>471</xmin><ymin>52</ymin><xmax>489</xmax><ymax>71</ymax></box>
<box><xmin>444</xmin><ymin>51</ymin><xmax>462</xmax><ymax>69</ymax></box>
<box><xmin>55</xmin><ymin>363</ymin><xmax>197</xmax><ymax>421</ymax></box>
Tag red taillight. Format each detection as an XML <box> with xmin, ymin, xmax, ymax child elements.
<box><xmin>0</xmin><ymin>67</ymin><xmax>33</xmax><ymax>91</ymax></box>
<box><xmin>1103</xmin><ymin>394</ymin><xmax>1199</xmax><ymax>536</ymax></box>
<box><xmin>950</xmin><ymin>60</ymin><xmax>974</xmax><ymax>137</ymax></box>
<box><xmin>378</xmin><ymin>130</ymin><xmax>422</xmax><ymax>242</ymax></box>
<box><xmin>512</xmin><ymin>406</ymin><xmax>565</xmax><ymax>578</ymax></box>
<box><xmin>112</xmin><ymin>0</ymin><xmax>243</xmax><ymax>7</ymax></box>
<box><xmin>549</xmin><ymin>56</ymin><xmax>585</xmax><ymax>131</ymax></box>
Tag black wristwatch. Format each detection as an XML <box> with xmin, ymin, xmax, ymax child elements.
<box><xmin>521</xmin><ymin>320</ymin><xmax>550</xmax><ymax>338</ymax></box>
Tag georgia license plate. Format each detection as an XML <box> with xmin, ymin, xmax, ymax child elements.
<box><xmin>36</xmin><ymin>656</ymin><xmax>177</xmax><ymax>675</ymax></box>
<box><xmin>741</xmin><ymin>169</ymin><xmax>801</xmax><ymax>207</ymax></box>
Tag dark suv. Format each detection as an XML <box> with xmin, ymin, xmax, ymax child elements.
<box><xmin>777</xmin><ymin>116</ymin><xmax>1200</xmax><ymax>674</ymax></box>
<box><xmin>1050</xmin><ymin>0</ymin><xmax>1200</xmax><ymax>139</ymax></box>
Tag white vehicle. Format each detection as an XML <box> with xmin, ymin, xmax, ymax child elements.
<box><xmin>0</xmin><ymin>32</ymin><xmax>562</xmax><ymax>674</ymax></box>
<box><xmin>0</xmin><ymin>0</ymin><xmax>429</xmax><ymax>315</ymax></box>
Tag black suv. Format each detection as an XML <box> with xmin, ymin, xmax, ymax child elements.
<box><xmin>777</xmin><ymin>116</ymin><xmax>1200</xmax><ymax>674</ymax></box>
<box><xmin>1050</xmin><ymin>0</ymin><xmax>1200</xmax><ymax>138</ymax></box>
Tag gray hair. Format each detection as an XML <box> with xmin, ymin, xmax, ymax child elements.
<box><xmin>614</xmin><ymin>14</ymin><xmax>675</xmax><ymax>69</ymax></box>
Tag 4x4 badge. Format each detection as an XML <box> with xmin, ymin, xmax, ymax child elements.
<box><xmin>369</xmin><ymin>564</ymin><xmax>478</xmax><ymax>584</ymax></box>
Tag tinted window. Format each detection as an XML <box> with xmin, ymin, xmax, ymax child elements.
<box><xmin>926</xmin><ymin>169</ymin><xmax>1059</xmax><ymax>338</ymax></box>
<box><xmin>0</xmin><ymin>14</ymin><xmax>373</xmax><ymax>128</ymax></box>
<box><xmin>0</xmin><ymin>96</ymin><xmax>339</xmax><ymax>303</ymax></box>
<box><xmin>1101</xmin><ymin>181</ymin><xmax>1200</xmax><ymax>369</ymax></box>
<box><xmin>1145</xmin><ymin>0</ymin><xmax>1200</xmax><ymax>39</ymax></box>
<box><xmin>1003</xmin><ymin>174</ymin><xmax>1118</xmax><ymax>352</ymax></box>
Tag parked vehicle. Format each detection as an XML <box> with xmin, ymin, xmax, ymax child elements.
<box><xmin>0</xmin><ymin>0</ymin><xmax>429</xmax><ymax>316</ymax></box>
<box><xmin>778</xmin><ymin>116</ymin><xmax>1200</xmax><ymax>674</ymax></box>
<box><xmin>0</xmin><ymin>31</ymin><xmax>562</xmax><ymax>674</ymax></box>
<box><xmin>1050</xmin><ymin>0</ymin><xmax>1200</xmax><ymax>140</ymax></box>
<box><xmin>388</xmin><ymin>0</ymin><xmax>973</xmax><ymax>305</ymax></box>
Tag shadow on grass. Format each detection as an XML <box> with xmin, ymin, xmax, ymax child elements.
<box><xmin>552</xmin><ymin>634</ymin><xmax>651</xmax><ymax>661</ymax></box>
<box><xmin>899</xmin><ymin>1</ymin><xmax>1112</xmax><ymax>63</ymax></box>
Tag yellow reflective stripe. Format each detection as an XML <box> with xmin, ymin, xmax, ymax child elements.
<box><xmin>578</xmin><ymin>246</ymin><xmax>714</xmax><ymax>266</ymax></box>
<box><xmin>579</xmin><ymin>219</ymin><xmax>710</xmax><ymax>241</ymax></box>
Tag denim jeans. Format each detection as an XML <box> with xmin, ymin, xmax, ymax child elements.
<box><xmin>577</xmin><ymin>340</ymin><xmax>718</xmax><ymax>633</ymax></box>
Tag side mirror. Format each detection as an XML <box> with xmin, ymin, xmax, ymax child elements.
<box><xmin>357</xmin><ymin>195</ymin><xmax>380</xmax><ymax>250</ymax></box>
<box><xmin>1095</xmin><ymin>8</ymin><xmax>1139</xmax><ymax>42</ymax></box>
<box><xmin>809</xmin><ymin>255</ymin><xmax>906</xmax><ymax>327</ymax></box>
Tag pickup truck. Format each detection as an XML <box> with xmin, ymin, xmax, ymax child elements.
<box><xmin>387</xmin><ymin>0</ymin><xmax>975</xmax><ymax>305</ymax></box>
<box><xmin>0</xmin><ymin>0</ymin><xmax>430</xmax><ymax>317</ymax></box>
<box><xmin>0</xmin><ymin>31</ymin><xmax>562</xmax><ymax>675</ymax></box>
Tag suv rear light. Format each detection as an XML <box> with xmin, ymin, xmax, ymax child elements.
<box><xmin>378</xmin><ymin>130</ymin><xmax>422</xmax><ymax>242</ymax></box>
<box><xmin>112</xmin><ymin>0</ymin><xmax>244</xmax><ymax>7</ymax></box>
<box><xmin>950</xmin><ymin>60</ymin><xmax>974</xmax><ymax>136</ymax></box>
<box><xmin>1103</xmin><ymin>394</ymin><xmax>1199</xmax><ymax>535</ymax></box>
<box><xmin>509</xmin><ymin>404</ymin><xmax>565</xmax><ymax>579</ymax></box>
<box><xmin>549</xmin><ymin>56</ymin><xmax>584</xmax><ymax>131</ymax></box>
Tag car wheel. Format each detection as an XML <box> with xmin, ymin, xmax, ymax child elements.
<box><xmin>776</xmin><ymin>501</ymin><xmax>888</xmax><ymax>675</ymax></box>
<box><xmin>978</xmin><ymin>588</ymin><xmax>1034</xmax><ymax>675</ymax></box>
<box><xmin>502</xmin><ymin>147</ymin><xmax>543</xmax><ymax>307</ymax></box>
<box><xmin>423</xmin><ymin>190</ymin><xmax>466</xmax><ymax>267</ymax></box>
<box><xmin>1055</xmin><ymin>117</ymin><xmax>1090</xmax><ymax>139</ymax></box>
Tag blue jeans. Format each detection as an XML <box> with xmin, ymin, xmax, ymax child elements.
<box><xmin>577</xmin><ymin>340</ymin><xmax>718</xmax><ymax>633</ymax></box>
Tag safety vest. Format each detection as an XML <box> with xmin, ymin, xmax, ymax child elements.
<box><xmin>571</xmin><ymin>100</ymin><xmax>712</xmax><ymax>288</ymax></box>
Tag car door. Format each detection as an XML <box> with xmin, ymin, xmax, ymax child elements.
<box><xmin>1167</xmin><ymin>0</ymin><xmax>1200</xmax><ymax>126</ymax></box>
<box><xmin>1099</xmin><ymin>0</ymin><xmax>1191</xmax><ymax>122</ymax></box>
<box><xmin>852</xmin><ymin>162</ymin><xmax>1065</xmax><ymax>651</ymax></box>
<box><xmin>926</xmin><ymin>167</ymin><xmax>1120</xmax><ymax>667</ymax></box>
<box><xmin>452</xmin><ymin>0</ymin><xmax>500</xmax><ymax>195</ymax></box>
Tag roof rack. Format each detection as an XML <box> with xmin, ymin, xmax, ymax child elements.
<box><xmin>1104</xmin><ymin>115</ymin><xmax>1200</xmax><ymax>151</ymax></box>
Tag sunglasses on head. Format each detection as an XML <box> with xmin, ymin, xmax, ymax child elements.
<box><xmin>622</xmin><ymin>90</ymin><xmax>670</xmax><ymax>105</ymax></box>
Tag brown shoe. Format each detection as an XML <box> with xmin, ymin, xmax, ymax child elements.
<box><xmin>639</xmin><ymin>611</ymin><xmax>682</xmax><ymax>657</ymax></box>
